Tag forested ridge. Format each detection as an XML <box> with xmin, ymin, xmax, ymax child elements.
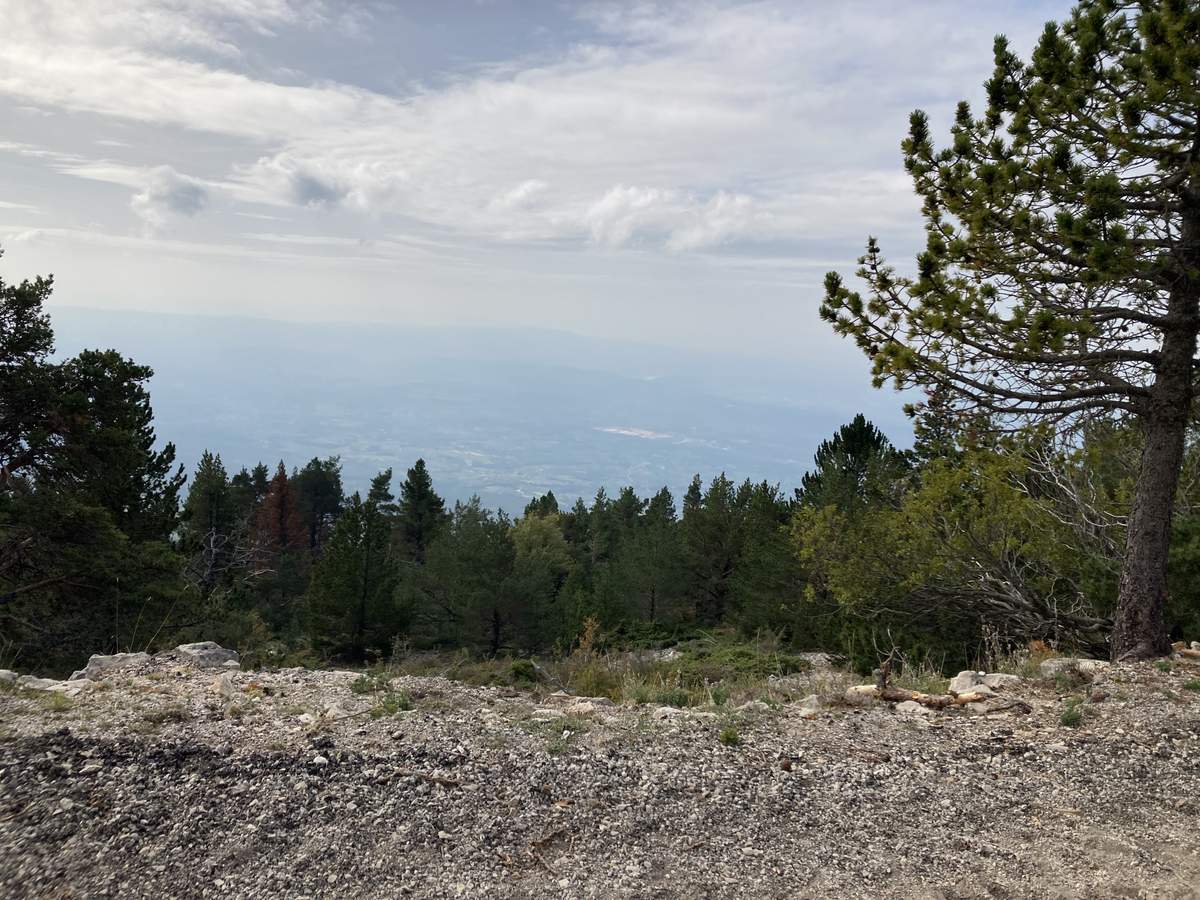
<box><xmin>3</xmin><ymin>256</ymin><xmax>1199</xmax><ymax>676</ymax></box>
<box><xmin>5</xmin><ymin>0</ymin><xmax>1200</xmax><ymax>675</ymax></box>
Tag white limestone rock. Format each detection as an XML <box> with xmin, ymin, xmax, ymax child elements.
<box><xmin>981</xmin><ymin>673</ymin><xmax>1022</xmax><ymax>691</ymax></box>
<box><xmin>948</xmin><ymin>671</ymin><xmax>984</xmax><ymax>696</ymax></box>
<box><xmin>1039</xmin><ymin>658</ymin><xmax>1110</xmax><ymax>679</ymax></box>
<box><xmin>70</xmin><ymin>651</ymin><xmax>150</xmax><ymax>681</ymax></box>
<box><xmin>895</xmin><ymin>700</ymin><xmax>935</xmax><ymax>718</ymax></box>
<box><xmin>176</xmin><ymin>642</ymin><xmax>240</xmax><ymax>669</ymax></box>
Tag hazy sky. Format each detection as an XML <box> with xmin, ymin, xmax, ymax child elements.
<box><xmin>0</xmin><ymin>0</ymin><xmax>1066</xmax><ymax>359</ymax></box>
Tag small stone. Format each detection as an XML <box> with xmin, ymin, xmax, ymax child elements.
<box><xmin>895</xmin><ymin>700</ymin><xmax>935</xmax><ymax>717</ymax></box>
<box><xmin>312</xmin><ymin>755</ymin><xmax>329</xmax><ymax>767</ymax></box>
<box><xmin>652</xmin><ymin>706</ymin><xmax>684</xmax><ymax>721</ymax></box>
<box><xmin>566</xmin><ymin>701</ymin><xmax>605</xmax><ymax>716</ymax></box>
<box><xmin>981</xmin><ymin>673</ymin><xmax>1022</xmax><ymax>690</ymax></box>
<box><xmin>794</xmin><ymin>694</ymin><xmax>821</xmax><ymax>719</ymax></box>
<box><xmin>736</xmin><ymin>700</ymin><xmax>771</xmax><ymax>714</ymax></box>
<box><xmin>843</xmin><ymin>685</ymin><xmax>879</xmax><ymax>705</ymax></box>
<box><xmin>438</xmin><ymin>830</ymin><xmax>451</xmax><ymax>840</ymax></box>
<box><xmin>211</xmin><ymin>673</ymin><xmax>235</xmax><ymax>699</ymax></box>
<box><xmin>948</xmin><ymin>671</ymin><xmax>984</xmax><ymax>695</ymax></box>
<box><xmin>59</xmin><ymin>798</ymin><xmax>74</xmax><ymax>811</ymax></box>
<box><xmin>0</xmin><ymin>670</ymin><xmax>17</xmax><ymax>686</ymax></box>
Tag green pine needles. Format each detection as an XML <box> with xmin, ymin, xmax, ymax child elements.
<box><xmin>821</xmin><ymin>1</ymin><xmax>1200</xmax><ymax>659</ymax></box>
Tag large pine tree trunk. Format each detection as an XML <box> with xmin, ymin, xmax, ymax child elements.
<box><xmin>1112</xmin><ymin>407</ymin><xmax>1185</xmax><ymax>659</ymax></box>
<box><xmin>1111</xmin><ymin>287</ymin><xmax>1197</xmax><ymax>660</ymax></box>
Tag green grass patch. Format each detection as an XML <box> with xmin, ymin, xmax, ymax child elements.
<box><xmin>718</xmin><ymin>725</ymin><xmax>740</xmax><ymax>746</ymax></box>
<box><xmin>369</xmin><ymin>691</ymin><xmax>412</xmax><ymax>718</ymax></box>
<box><xmin>40</xmin><ymin>691</ymin><xmax>74</xmax><ymax>714</ymax></box>
<box><xmin>1059</xmin><ymin>696</ymin><xmax>1096</xmax><ymax>728</ymax></box>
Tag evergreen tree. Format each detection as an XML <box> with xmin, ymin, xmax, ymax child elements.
<box><xmin>416</xmin><ymin>497</ymin><xmax>515</xmax><ymax>654</ymax></box>
<box><xmin>731</xmin><ymin>481</ymin><xmax>803</xmax><ymax>636</ymax></box>
<box><xmin>56</xmin><ymin>349</ymin><xmax>185</xmax><ymax>542</ymax></box>
<box><xmin>293</xmin><ymin>456</ymin><xmax>343</xmax><ymax>555</ymax></box>
<box><xmin>0</xmin><ymin>253</ymin><xmax>57</xmax><ymax>486</ymax></box>
<box><xmin>626</xmin><ymin>486</ymin><xmax>684</xmax><ymax>624</ymax></box>
<box><xmin>254</xmin><ymin>462</ymin><xmax>304</xmax><ymax>554</ymax></box>
<box><xmin>820</xmin><ymin>1</ymin><xmax>1200</xmax><ymax>658</ymax></box>
<box><xmin>523</xmin><ymin>491</ymin><xmax>559</xmax><ymax>518</ymax></box>
<box><xmin>909</xmin><ymin>387</ymin><xmax>964</xmax><ymax>468</ymax></box>
<box><xmin>250</xmin><ymin>462</ymin><xmax>270</xmax><ymax>502</ymax></box>
<box><xmin>251</xmin><ymin>462</ymin><xmax>307</xmax><ymax>628</ymax></box>
<box><xmin>509</xmin><ymin>512</ymin><xmax>573</xmax><ymax>647</ymax></box>
<box><xmin>681</xmin><ymin>473</ymin><xmax>744</xmax><ymax>625</ymax></box>
<box><xmin>182</xmin><ymin>451</ymin><xmax>233</xmax><ymax>537</ymax></box>
<box><xmin>0</xmin><ymin>254</ymin><xmax>185</xmax><ymax>670</ymax></box>
<box><xmin>396</xmin><ymin>458</ymin><xmax>447</xmax><ymax>563</ymax></box>
<box><xmin>307</xmin><ymin>470</ymin><xmax>402</xmax><ymax>660</ymax></box>
<box><xmin>368</xmin><ymin>468</ymin><xmax>396</xmax><ymax>506</ymax></box>
<box><xmin>797</xmin><ymin>415</ymin><xmax>908</xmax><ymax>511</ymax></box>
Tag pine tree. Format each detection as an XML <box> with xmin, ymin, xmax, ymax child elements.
<box><xmin>56</xmin><ymin>349</ymin><xmax>185</xmax><ymax>542</ymax></box>
<box><xmin>820</xmin><ymin>2</ymin><xmax>1200</xmax><ymax>658</ymax></box>
<box><xmin>797</xmin><ymin>415</ymin><xmax>908</xmax><ymax>511</ymax></box>
<box><xmin>182</xmin><ymin>451</ymin><xmax>233</xmax><ymax>537</ymax></box>
<box><xmin>731</xmin><ymin>481</ymin><xmax>802</xmax><ymax>635</ymax></box>
<box><xmin>254</xmin><ymin>462</ymin><xmax>304</xmax><ymax>555</ymax></box>
<box><xmin>293</xmin><ymin>456</ymin><xmax>344</xmax><ymax>556</ymax></box>
<box><xmin>0</xmin><ymin>253</ymin><xmax>185</xmax><ymax>668</ymax></box>
<box><xmin>681</xmin><ymin>473</ymin><xmax>744</xmax><ymax>625</ymax></box>
<box><xmin>416</xmin><ymin>497</ymin><xmax>515</xmax><ymax>654</ymax></box>
<box><xmin>306</xmin><ymin>470</ymin><xmax>401</xmax><ymax>660</ymax></box>
<box><xmin>523</xmin><ymin>491</ymin><xmax>559</xmax><ymax>518</ymax></box>
<box><xmin>396</xmin><ymin>458</ymin><xmax>447</xmax><ymax>563</ymax></box>
<box><xmin>250</xmin><ymin>463</ymin><xmax>270</xmax><ymax>502</ymax></box>
<box><xmin>0</xmin><ymin>251</ymin><xmax>56</xmax><ymax>486</ymax></box>
<box><xmin>629</xmin><ymin>486</ymin><xmax>684</xmax><ymax>623</ymax></box>
<box><xmin>909</xmin><ymin>387</ymin><xmax>965</xmax><ymax>467</ymax></box>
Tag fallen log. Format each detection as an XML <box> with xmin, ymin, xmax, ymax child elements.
<box><xmin>845</xmin><ymin>683</ymin><xmax>993</xmax><ymax>708</ymax></box>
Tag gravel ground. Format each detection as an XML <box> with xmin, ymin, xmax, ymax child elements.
<box><xmin>1</xmin><ymin>653</ymin><xmax>1198</xmax><ymax>899</ymax></box>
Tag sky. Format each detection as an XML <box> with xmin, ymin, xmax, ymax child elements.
<box><xmin>0</xmin><ymin>0</ymin><xmax>1070</xmax><ymax>361</ymax></box>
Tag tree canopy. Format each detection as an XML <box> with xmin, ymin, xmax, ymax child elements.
<box><xmin>820</xmin><ymin>0</ymin><xmax>1200</xmax><ymax>659</ymax></box>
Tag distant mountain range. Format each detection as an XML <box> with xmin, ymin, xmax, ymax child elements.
<box><xmin>50</xmin><ymin>306</ymin><xmax>912</xmax><ymax>513</ymax></box>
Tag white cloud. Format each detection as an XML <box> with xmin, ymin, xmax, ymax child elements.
<box><xmin>0</xmin><ymin>0</ymin><xmax>1056</xmax><ymax>255</ymax></box>
<box><xmin>130</xmin><ymin>165</ymin><xmax>209</xmax><ymax>232</ymax></box>
<box><xmin>584</xmin><ymin>185</ymin><xmax>674</xmax><ymax>247</ymax></box>
<box><xmin>489</xmin><ymin>179</ymin><xmax>549</xmax><ymax>211</ymax></box>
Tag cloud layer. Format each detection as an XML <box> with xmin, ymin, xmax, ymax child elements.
<box><xmin>0</xmin><ymin>1</ymin><xmax>1060</xmax><ymax>250</ymax></box>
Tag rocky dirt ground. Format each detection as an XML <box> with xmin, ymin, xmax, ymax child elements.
<box><xmin>1</xmin><ymin>647</ymin><xmax>1199</xmax><ymax>899</ymax></box>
